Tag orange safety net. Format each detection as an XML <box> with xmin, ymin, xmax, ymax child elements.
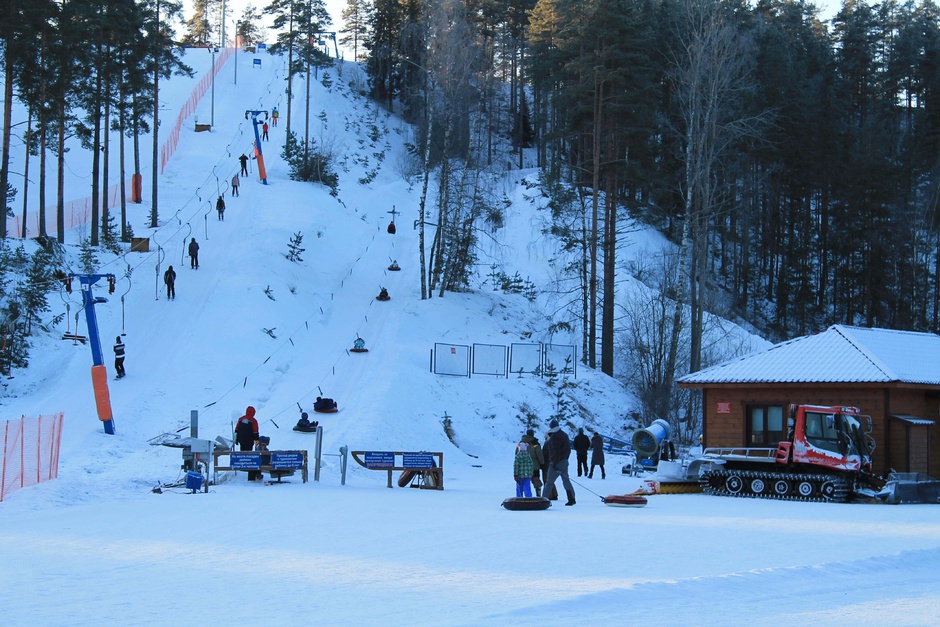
<box><xmin>1</xmin><ymin>413</ymin><xmax>64</xmax><ymax>502</ymax></box>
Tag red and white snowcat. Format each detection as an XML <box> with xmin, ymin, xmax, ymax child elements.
<box><xmin>693</xmin><ymin>404</ymin><xmax>940</xmax><ymax>503</ymax></box>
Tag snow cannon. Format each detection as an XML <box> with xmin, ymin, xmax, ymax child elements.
<box><xmin>632</xmin><ymin>419</ymin><xmax>671</xmax><ymax>471</ymax></box>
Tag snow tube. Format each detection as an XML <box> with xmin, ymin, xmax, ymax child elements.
<box><xmin>602</xmin><ymin>494</ymin><xmax>648</xmax><ymax>508</ymax></box>
<box><xmin>314</xmin><ymin>406</ymin><xmax>338</xmax><ymax>414</ymax></box>
<box><xmin>376</xmin><ymin>295</ymin><xmax>391</xmax><ymax>301</ymax></box>
<box><xmin>293</xmin><ymin>425</ymin><xmax>318</xmax><ymax>433</ymax></box>
<box><xmin>350</xmin><ymin>347</ymin><xmax>369</xmax><ymax>353</ymax></box>
<box><xmin>398</xmin><ymin>470</ymin><xmax>417</xmax><ymax>487</ymax></box>
<box><xmin>502</xmin><ymin>497</ymin><xmax>551</xmax><ymax>511</ymax></box>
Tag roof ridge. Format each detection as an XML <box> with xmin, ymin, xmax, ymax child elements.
<box><xmin>830</xmin><ymin>325</ymin><xmax>897</xmax><ymax>380</ymax></box>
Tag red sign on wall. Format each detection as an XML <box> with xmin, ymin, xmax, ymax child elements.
<box><xmin>716</xmin><ymin>402</ymin><xmax>731</xmax><ymax>414</ymax></box>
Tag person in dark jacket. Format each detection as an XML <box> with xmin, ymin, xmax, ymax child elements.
<box><xmin>520</xmin><ymin>429</ymin><xmax>544</xmax><ymax>497</ymax></box>
<box><xmin>543</xmin><ymin>419</ymin><xmax>575</xmax><ymax>505</ymax></box>
<box><xmin>589</xmin><ymin>431</ymin><xmax>606</xmax><ymax>479</ymax></box>
<box><xmin>216</xmin><ymin>195</ymin><xmax>225</xmax><ymax>220</ymax></box>
<box><xmin>573</xmin><ymin>427</ymin><xmax>591</xmax><ymax>476</ymax></box>
<box><xmin>113</xmin><ymin>336</ymin><xmax>125</xmax><ymax>379</ymax></box>
<box><xmin>239</xmin><ymin>153</ymin><xmax>249</xmax><ymax>176</ymax></box>
<box><xmin>235</xmin><ymin>406</ymin><xmax>261</xmax><ymax>480</ymax></box>
<box><xmin>188</xmin><ymin>238</ymin><xmax>199</xmax><ymax>269</ymax></box>
<box><xmin>163</xmin><ymin>265</ymin><xmax>176</xmax><ymax>299</ymax></box>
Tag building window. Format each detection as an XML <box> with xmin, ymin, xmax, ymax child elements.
<box><xmin>747</xmin><ymin>405</ymin><xmax>785</xmax><ymax>446</ymax></box>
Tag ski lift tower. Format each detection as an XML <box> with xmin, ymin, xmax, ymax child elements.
<box><xmin>72</xmin><ymin>273</ymin><xmax>117</xmax><ymax>435</ymax></box>
<box><xmin>245</xmin><ymin>109</ymin><xmax>269</xmax><ymax>185</ymax></box>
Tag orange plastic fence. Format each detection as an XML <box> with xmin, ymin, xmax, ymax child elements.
<box><xmin>160</xmin><ymin>46</ymin><xmax>235</xmax><ymax>173</ymax></box>
<box><xmin>1</xmin><ymin>413</ymin><xmax>64</xmax><ymax>502</ymax></box>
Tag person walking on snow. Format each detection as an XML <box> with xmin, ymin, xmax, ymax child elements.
<box><xmin>262</xmin><ymin>122</ymin><xmax>269</xmax><ymax>141</ymax></box>
<box><xmin>231</xmin><ymin>174</ymin><xmax>240</xmax><ymax>196</ymax></box>
<box><xmin>543</xmin><ymin>419</ymin><xmax>576</xmax><ymax>505</ymax></box>
<box><xmin>113</xmin><ymin>336</ymin><xmax>126</xmax><ymax>379</ymax></box>
<box><xmin>589</xmin><ymin>431</ymin><xmax>606</xmax><ymax>479</ymax></box>
<box><xmin>216</xmin><ymin>195</ymin><xmax>225</xmax><ymax>220</ymax></box>
<box><xmin>513</xmin><ymin>441</ymin><xmax>534</xmax><ymax>498</ymax></box>
<box><xmin>163</xmin><ymin>265</ymin><xmax>176</xmax><ymax>299</ymax></box>
<box><xmin>573</xmin><ymin>427</ymin><xmax>591</xmax><ymax>477</ymax></box>
<box><xmin>188</xmin><ymin>238</ymin><xmax>200</xmax><ymax>269</ymax></box>
<box><xmin>239</xmin><ymin>153</ymin><xmax>249</xmax><ymax>176</ymax></box>
<box><xmin>520</xmin><ymin>429</ymin><xmax>545</xmax><ymax>497</ymax></box>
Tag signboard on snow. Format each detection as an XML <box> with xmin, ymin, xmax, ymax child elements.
<box><xmin>258</xmin><ymin>43</ymin><xmax>267</xmax><ymax>50</ymax></box>
<box><xmin>230</xmin><ymin>452</ymin><xmax>261</xmax><ymax>469</ymax></box>
<box><xmin>271</xmin><ymin>452</ymin><xmax>304</xmax><ymax>469</ymax></box>
<box><xmin>253</xmin><ymin>58</ymin><xmax>261</xmax><ymax>68</ymax></box>
<box><xmin>363</xmin><ymin>451</ymin><xmax>395</xmax><ymax>469</ymax></box>
<box><xmin>402</xmin><ymin>452</ymin><xmax>435</xmax><ymax>469</ymax></box>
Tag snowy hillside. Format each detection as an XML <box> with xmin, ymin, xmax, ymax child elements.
<box><xmin>1</xmin><ymin>49</ymin><xmax>938</xmax><ymax>626</ymax></box>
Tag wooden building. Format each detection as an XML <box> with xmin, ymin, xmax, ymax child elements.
<box><xmin>678</xmin><ymin>325</ymin><xmax>940</xmax><ymax>475</ymax></box>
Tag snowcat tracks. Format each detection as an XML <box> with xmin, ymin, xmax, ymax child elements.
<box><xmin>700</xmin><ymin>469</ymin><xmax>849</xmax><ymax>503</ymax></box>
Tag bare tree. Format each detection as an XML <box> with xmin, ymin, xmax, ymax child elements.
<box><xmin>665</xmin><ymin>0</ymin><xmax>765</xmax><ymax>387</ymax></box>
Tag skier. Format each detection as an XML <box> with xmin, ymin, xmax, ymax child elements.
<box><xmin>262</xmin><ymin>122</ymin><xmax>269</xmax><ymax>141</ymax></box>
<box><xmin>163</xmin><ymin>265</ymin><xmax>176</xmax><ymax>300</ymax></box>
<box><xmin>271</xmin><ymin>107</ymin><xmax>278</xmax><ymax>126</ymax></box>
<box><xmin>231</xmin><ymin>174</ymin><xmax>240</xmax><ymax>197</ymax></box>
<box><xmin>188</xmin><ymin>238</ymin><xmax>200</xmax><ymax>269</ymax></box>
<box><xmin>573</xmin><ymin>427</ymin><xmax>591</xmax><ymax>477</ymax></box>
<box><xmin>113</xmin><ymin>336</ymin><xmax>126</xmax><ymax>379</ymax></box>
<box><xmin>216</xmin><ymin>195</ymin><xmax>225</xmax><ymax>220</ymax></box>
<box><xmin>239</xmin><ymin>153</ymin><xmax>249</xmax><ymax>176</ymax></box>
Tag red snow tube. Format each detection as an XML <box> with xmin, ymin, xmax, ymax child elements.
<box><xmin>398</xmin><ymin>470</ymin><xmax>417</xmax><ymax>487</ymax></box>
<box><xmin>502</xmin><ymin>497</ymin><xmax>551</xmax><ymax>511</ymax></box>
<box><xmin>602</xmin><ymin>494</ymin><xmax>648</xmax><ymax>508</ymax></box>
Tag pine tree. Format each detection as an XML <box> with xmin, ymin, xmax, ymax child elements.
<box><xmin>286</xmin><ymin>231</ymin><xmax>305</xmax><ymax>262</ymax></box>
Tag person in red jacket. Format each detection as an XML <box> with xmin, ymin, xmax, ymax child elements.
<box><xmin>236</xmin><ymin>406</ymin><xmax>261</xmax><ymax>480</ymax></box>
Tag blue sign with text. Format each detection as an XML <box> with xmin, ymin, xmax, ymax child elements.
<box><xmin>231</xmin><ymin>452</ymin><xmax>261</xmax><ymax>469</ymax></box>
<box><xmin>402</xmin><ymin>452</ymin><xmax>435</xmax><ymax>469</ymax></box>
<box><xmin>271</xmin><ymin>452</ymin><xmax>304</xmax><ymax>469</ymax></box>
<box><xmin>364</xmin><ymin>451</ymin><xmax>395</xmax><ymax>469</ymax></box>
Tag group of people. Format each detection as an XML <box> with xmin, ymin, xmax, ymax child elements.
<box><xmin>513</xmin><ymin>423</ymin><xmax>607</xmax><ymax>506</ymax></box>
<box><xmin>158</xmin><ymin>238</ymin><xmax>200</xmax><ymax>301</ymax></box>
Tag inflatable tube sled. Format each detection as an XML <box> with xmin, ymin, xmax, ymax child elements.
<box><xmin>293</xmin><ymin>424</ymin><xmax>318</xmax><ymax>433</ymax></box>
<box><xmin>602</xmin><ymin>494</ymin><xmax>648</xmax><ymax>508</ymax></box>
<box><xmin>398</xmin><ymin>469</ymin><xmax>418</xmax><ymax>487</ymax></box>
<box><xmin>502</xmin><ymin>497</ymin><xmax>551</xmax><ymax>511</ymax></box>
<box><xmin>314</xmin><ymin>406</ymin><xmax>338</xmax><ymax>414</ymax></box>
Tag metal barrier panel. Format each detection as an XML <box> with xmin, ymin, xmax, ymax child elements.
<box><xmin>471</xmin><ymin>343</ymin><xmax>508</xmax><ymax>377</ymax></box>
<box><xmin>433</xmin><ymin>343</ymin><xmax>470</xmax><ymax>377</ymax></box>
<box><xmin>543</xmin><ymin>344</ymin><xmax>577</xmax><ymax>377</ymax></box>
<box><xmin>509</xmin><ymin>343</ymin><xmax>542</xmax><ymax>375</ymax></box>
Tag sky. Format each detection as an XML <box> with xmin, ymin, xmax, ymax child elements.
<box><xmin>1</xmin><ymin>40</ymin><xmax>939</xmax><ymax>626</ymax></box>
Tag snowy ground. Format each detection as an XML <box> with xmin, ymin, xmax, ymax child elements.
<box><xmin>1</xmin><ymin>49</ymin><xmax>939</xmax><ymax>626</ymax></box>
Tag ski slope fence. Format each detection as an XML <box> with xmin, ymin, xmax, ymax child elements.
<box><xmin>1</xmin><ymin>413</ymin><xmax>64</xmax><ymax>502</ymax></box>
<box><xmin>160</xmin><ymin>46</ymin><xmax>235</xmax><ymax>174</ymax></box>
<box><xmin>10</xmin><ymin>46</ymin><xmax>234</xmax><ymax>239</ymax></box>
<box><xmin>431</xmin><ymin>342</ymin><xmax>577</xmax><ymax>378</ymax></box>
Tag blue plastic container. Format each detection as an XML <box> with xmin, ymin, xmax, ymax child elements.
<box><xmin>186</xmin><ymin>471</ymin><xmax>203</xmax><ymax>492</ymax></box>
